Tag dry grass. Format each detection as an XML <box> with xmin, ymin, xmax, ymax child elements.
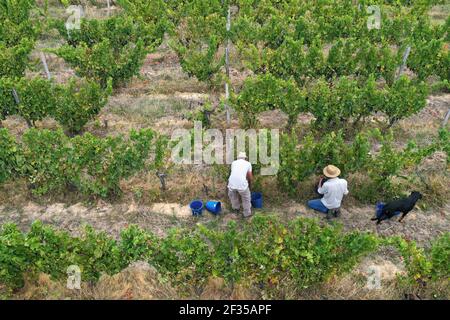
<box><xmin>15</xmin><ymin>262</ymin><xmax>178</xmax><ymax>300</ymax></box>
<box><xmin>197</xmin><ymin>277</ymin><xmax>257</xmax><ymax>300</ymax></box>
<box><xmin>429</xmin><ymin>4</ymin><xmax>450</xmax><ymax>25</ymax></box>
<box><xmin>11</xmin><ymin>271</ymin><xmax>258</xmax><ymax>300</ymax></box>
<box><xmin>395</xmin><ymin>94</ymin><xmax>450</xmax><ymax>143</ymax></box>
<box><xmin>8</xmin><ymin>269</ymin><xmax>449</xmax><ymax>300</ymax></box>
<box><xmin>12</xmin><ymin>255</ymin><xmax>448</xmax><ymax>300</ymax></box>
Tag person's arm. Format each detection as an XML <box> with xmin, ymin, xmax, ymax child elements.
<box><xmin>340</xmin><ymin>180</ymin><xmax>349</xmax><ymax>206</ymax></box>
<box><xmin>246</xmin><ymin>163</ymin><xmax>253</xmax><ymax>188</ymax></box>
<box><xmin>246</xmin><ymin>170</ymin><xmax>253</xmax><ymax>187</ymax></box>
<box><xmin>319</xmin><ymin>176</ymin><xmax>325</xmax><ymax>187</ymax></box>
<box><xmin>318</xmin><ymin>178</ymin><xmax>327</xmax><ymax>195</ymax></box>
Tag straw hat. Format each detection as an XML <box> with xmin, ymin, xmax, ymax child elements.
<box><xmin>323</xmin><ymin>165</ymin><xmax>341</xmax><ymax>178</ymax></box>
<box><xmin>237</xmin><ymin>152</ymin><xmax>247</xmax><ymax>159</ymax></box>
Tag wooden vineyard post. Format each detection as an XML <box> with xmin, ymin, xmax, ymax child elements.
<box><xmin>443</xmin><ymin>109</ymin><xmax>450</xmax><ymax>128</ymax></box>
<box><xmin>11</xmin><ymin>88</ymin><xmax>20</xmax><ymax>105</ymax></box>
<box><xmin>224</xmin><ymin>5</ymin><xmax>231</xmax><ymax>125</ymax></box>
<box><xmin>107</xmin><ymin>0</ymin><xmax>111</xmax><ymax>17</ymax></box>
<box><xmin>156</xmin><ymin>172</ymin><xmax>167</xmax><ymax>192</ymax></box>
<box><xmin>11</xmin><ymin>88</ymin><xmax>31</xmax><ymax>128</ymax></box>
<box><xmin>40</xmin><ymin>52</ymin><xmax>52</xmax><ymax>80</ymax></box>
<box><xmin>397</xmin><ymin>46</ymin><xmax>411</xmax><ymax>80</ymax></box>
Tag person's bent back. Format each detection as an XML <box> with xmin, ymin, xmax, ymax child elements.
<box><xmin>228</xmin><ymin>152</ymin><xmax>253</xmax><ymax>218</ymax></box>
<box><xmin>318</xmin><ymin>176</ymin><xmax>348</xmax><ymax>209</ymax></box>
<box><xmin>307</xmin><ymin>165</ymin><xmax>348</xmax><ymax>219</ymax></box>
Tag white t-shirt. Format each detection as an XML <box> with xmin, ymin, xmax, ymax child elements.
<box><xmin>228</xmin><ymin>159</ymin><xmax>252</xmax><ymax>191</ymax></box>
<box><xmin>318</xmin><ymin>178</ymin><xmax>349</xmax><ymax>209</ymax></box>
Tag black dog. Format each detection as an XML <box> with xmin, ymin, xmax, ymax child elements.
<box><xmin>371</xmin><ymin>191</ymin><xmax>423</xmax><ymax>225</ymax></box>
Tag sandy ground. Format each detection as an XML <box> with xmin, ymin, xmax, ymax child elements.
<box><xmin>1</xmin><ymin>199</ymin><xmax>448</xmax><ymax>247</ymax></box>
<box><xmin>283</xmin><ymin>202</ymin><xmax>450</xmax><ymax>246</ymax></box>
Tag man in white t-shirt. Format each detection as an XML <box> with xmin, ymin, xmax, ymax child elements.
<box><xmin>307</xmin><ymin>165</ymin><xmax>349</xmax><ymax>219</ymax></box>
<box><xmin>228</xmin><ymin>152</ymin><xmax>253</xmax><ymax>217</ymax></box>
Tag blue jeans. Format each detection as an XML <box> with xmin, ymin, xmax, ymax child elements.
<box><xmin>307</xmin><ymin>199</ymin><xmax>329</xmax><ymax>214</ymax></box>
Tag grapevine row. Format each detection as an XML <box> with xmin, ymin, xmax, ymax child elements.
<box><xmin>278</xmin><ymin>128</ymin><xmax>450</xmax><ymax>201</ymax></box>
<box><xmin>1</xmin><ymin>216</ymin><xmax>448</xmax><ymax>298</ymax></box>
<box><xmin>0</xmin><ymin>77</ymin><xmax>111</xmax><ymax>134</ymax></box>
<box><xmin>0</xmin><ymin>127</ymin><xmax>167</xmax><ymax>198</ymax></box>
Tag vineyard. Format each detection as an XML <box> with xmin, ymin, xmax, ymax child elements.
<box><xmin>0</xmin><ymin>0</ymin><xmax>449</xmax><ymax>300</ymax></box>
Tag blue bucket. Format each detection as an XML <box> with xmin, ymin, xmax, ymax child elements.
<box><xmin>375</xmin><ymin>202</ymin><xmax>385</xmax><ymax>218</ymax></box>
<box><xmin>251</xmin><ymin>192</ymin><xmax>263</xmax><ymax>209</ymax></box>
<box><xmin>376</xmin><ymin>202</ymin><xmax>401</xmax><ymax>218</ymax></box>
<box><xmin>190</xmin><ymin>200</ymin><xmax>203</xmax><ymax>216</ymax></box>
<box><xmin>205</xmin><ymin>201</ymin><xmax>222</xmax><ymax>215</ymax></box>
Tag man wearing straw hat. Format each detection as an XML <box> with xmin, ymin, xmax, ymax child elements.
<box><xmin>307</xmin><ymin>165</ymin><xmax>349</xmax><ymax>219</ymax></box>
<box><xmin>228</xmin><ymin>152</ymin><xmax>253</xmax><ymax>218</ymax></box>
